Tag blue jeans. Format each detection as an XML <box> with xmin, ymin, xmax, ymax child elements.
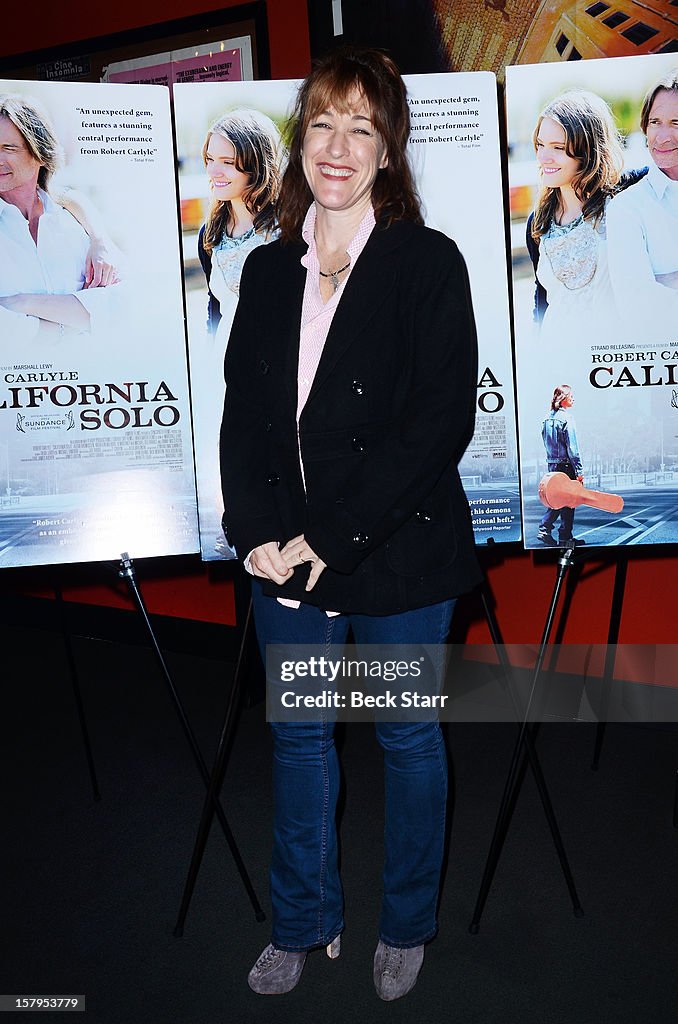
<box><xmin>252</xmin><ymin>580</ymin><xmax>455</xmax><ymax>951</ymax></box>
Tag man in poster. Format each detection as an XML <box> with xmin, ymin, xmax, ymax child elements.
<box><xmin>607</xmin><ymin>68</ymin><xmax>678</xmax><ymax>343</ymax></box>
<box><xmin>0</xmin><ymin>93</ymin><xmax>121</xmax><ymax>343</ymax></box>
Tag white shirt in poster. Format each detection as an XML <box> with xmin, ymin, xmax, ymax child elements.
<box><xmin>0</xmin><ymin>188</ymin><xmax>119</xmax><ymax>339</ymax></box>
<box><xmin>606</xmin><ymin>161</ymin><xmax>678</xmax><ymax>341</ymax></box>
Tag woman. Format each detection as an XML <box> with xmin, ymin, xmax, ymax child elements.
<box><xmin>0</xmin><ymin>93</ymin><xmax>121</xmax><ymax>341</ymax></box>
<box><xmin>606</xmin><ymin>69</ymin><xmax>678</xmax><ymax>343</ymax></box>
<box><xmin>197</xmin><ymin>107</ymin><xmax>283</xmax><ymax>346</ymax></box>
<box><xmin>526</xmin><ymin>90</ymin><xmax>644</xmax><ymax>342</ymax></box>
<box><xmin>537</xmin><ymin>385</ymin><xmax>584</xmax><ymax>547</ymax></box>
<box><xmin>220</xmin><ymin>47</ymin><xmax>481</xmax><ymax>1000</ymax></box>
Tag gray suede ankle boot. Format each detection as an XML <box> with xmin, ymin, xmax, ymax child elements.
<box><xmin>247</xmin><ymin>945</ymin><xmax>307</xmax><ymax>994</ymax></box>
<box><xmin>373</xmin><ymin>940</ymin><xmax>424</xmax><ymax>1001</ymax></box>
<box><xmin>248</xmin><ymin>936</ymin><xmax>341</xmax><ymax>995</ymax></box>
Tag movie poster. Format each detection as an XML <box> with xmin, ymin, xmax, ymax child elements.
<box><xmin>0</xmin><ymin>80</ymin><xmax>199</xmax><ymax>567</ymax></box>
<box><xmin>404</xmin><ymin>71</ymin><xmax>521</xmax><ymax>544</ymax></box>
<box><xmin>173</xmin><ymin>79</ymin><xmax>297</xmax><ymax>560</ymax></box>
<box><xmin>175</xmin><ymin>71</ymin><xmax>520</xmax><ymax>560</ymax></box>
<box><xmin>506</xmin><ymin>53</ymin><xmax>678</xmax><ymax>549</ymax></box>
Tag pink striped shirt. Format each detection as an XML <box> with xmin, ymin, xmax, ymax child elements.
<box><xmin>297</xmin><ymin>203</ymin><xmax>376</xmax><ymax>420</ymax></box>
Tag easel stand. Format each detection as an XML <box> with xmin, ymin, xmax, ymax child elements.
<box><xmin>470</xmin><ymin>543</ymin><xmax>585</xmax><ymax>932</ymax></box>
<box><xmin>173</xmin><ymin>588</ymin><xmax>264</xmax><ymax>933</ymax></box>
<box><xmin>116</xmin><ymin>553</ymin><xmax>264</xmax><ymax>925</ymax></box>
<box><xmin>590</xmin><ymin>553</ymin><xmax>628</xmax><ymax>771</ymax></box>
<box><xmin>53</xmin><ymin>579</ymin><xmax>101</xmax><ymax>802</ymax></box>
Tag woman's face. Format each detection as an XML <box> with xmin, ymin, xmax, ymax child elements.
<box><xmin>301</xmin><ymin>92</ymin><xmax>388</xmax><ymax>216</ymax></box>
<box><xmin>646</xmin><ymin>89</ymin><xmax>678</xmax><ymax>180</ymax></box>
<box><xmin>535</xmin><ymin>117</ymin><xmax>581</xmax><ymax>190</ymax></box>
<box><xmin>205</xmin><ymin>134</ymin><xmax>251</xmax><ymax>203</ymax></box>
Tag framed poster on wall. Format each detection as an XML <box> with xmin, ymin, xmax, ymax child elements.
<box><xmin>101</xmin><ymin>37</ymin><xmax>254</xmax><ymax>89</ymax></box>
<box><xmin>0</xmin><ymin>4</ymin><xmax>267</xmax><ymax>85</ymax></box>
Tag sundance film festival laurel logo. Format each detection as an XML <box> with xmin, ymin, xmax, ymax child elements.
<box><xmin>16</xmin><ymin>410</ymin><xmax>75</xmax><ymax>433</ymax></box>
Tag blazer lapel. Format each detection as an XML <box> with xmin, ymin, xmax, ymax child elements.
<box><xmin>270</xmin><ymin>243</ymin><xmax>307</xmax><ymax>415</ymax></box>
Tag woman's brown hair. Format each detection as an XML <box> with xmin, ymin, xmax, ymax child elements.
<box><xmin>551</xmin><ymin>384</ymin><xmax>573</xmax><ymax>410</ymax></box>
<box><xmin>276</xmin><ymin>46</ymin><xmax>422</xmax><ymax>242</ymax></box>
<box><xmin>531</xmin><ymin>90</ymin><xmax>624</xmax><ymax>241</ymax></box>
<box><xmin>201</xmin><ymin>108</ymin><xmax>284</xmax><ymax>255</ymax></box>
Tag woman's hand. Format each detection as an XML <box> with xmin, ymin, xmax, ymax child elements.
<box><xmin>250</xmin><ymin>541</ymin><xmax>294</xmax><ymax>585</ymax></box>
<box><xmin>84</xmin><ymin>239</ymin><xmax>121</xmax><ymax>288</ymax></box>
<box><xmin>281</xmin><ymin>534</ymin><xmax>327</xmax><ymax>592</ymax></box>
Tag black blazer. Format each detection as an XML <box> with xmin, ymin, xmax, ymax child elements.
<box><xmin>220</xmin><ymin>218</ymin><xmax>482</xmax><ymax>615</ymax></box>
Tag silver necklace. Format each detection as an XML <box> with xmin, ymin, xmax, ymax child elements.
<box><xmin>319</xmin><ymin>260</ymin><xmax>350</xmax><ymax>292</ymax></box>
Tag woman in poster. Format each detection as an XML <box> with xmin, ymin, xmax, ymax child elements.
<box><xmin>0</xmin><ymin>93</ymin><xmax>121</xmax><ymax>342</ymax></box>
<box><xmin>221</xmin><ymin>46</ymin><xmax>481</xmax><ymax>1000</ymax></box>
<box><xmin>197</xmin><ymin>107</ymin><xmax>284</xmax><ymax>347</ymax></box>
<box><xmin>606</xmin><ymin>69</ymin><xmax>678</xmax><ymax>342</ymax></box>
<box><xmin>195</xmin><ymin>108</ymin><xmax>285</xmax><ymax>556</ymax></box>
<box><xmin>537</xmin><ymin>384</ymin><xmax>584</xmax><ymax>547</ymax></box>
<box><xmin>525</xmin><ymin>90</ymin><xmax>645</xmax><ymax>342</ymax></box>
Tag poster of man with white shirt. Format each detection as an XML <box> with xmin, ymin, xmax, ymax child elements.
<box><xmin>605</xmin><ymin>65</ymin><xmax>678</xmax><ymax>344</ymax></box>
<box><xmin>0</xmin><ymin>80</ymin><xmax>199</xmax><ymax>567</ymax></box>
<box><xmin>507</xmin><ymin>52</ymin><xmax>678</xmax><ymax>550</ymax></box>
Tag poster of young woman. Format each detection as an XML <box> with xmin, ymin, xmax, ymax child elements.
<box><xmin>0</xmin><ymin>79</ymin><xmax>199</xmax><ymax>567</ymax></box>
<box><xmin>173</xmin><ymin>79</ymin><xmax>296</xmax><ymax>561</ymax></box>
<box><xmin>175</xmin><ymin>70</ymin><xmax>520</xmax><ymax>560</ymax></box>
<box><xmin>507</xmin><ymin>53</ymin><xmax>678</xmax><ymax>550</ymax></box>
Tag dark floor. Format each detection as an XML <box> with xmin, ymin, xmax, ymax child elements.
<box><xmin>3</xmin><ymin>614</ymin><xmax>678</xmax><ymax>1024</ymax></box>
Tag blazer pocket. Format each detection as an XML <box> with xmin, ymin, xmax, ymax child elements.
<box><xmin>385</xmin><ymin>493</ymin><xmax>457</xmax><ymax>577</ymax></box>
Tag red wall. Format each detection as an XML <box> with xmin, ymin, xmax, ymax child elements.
<box><xmin>1</xmin><ymin>2</ymin><xmax>675</xmax><ymax>645</ymax></box>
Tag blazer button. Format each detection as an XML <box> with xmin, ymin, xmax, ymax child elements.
<box><xmin>351</xmin><ymin>436</ymin><xmax>366</xmax><ymax>452</ymax></box>
<box><xmin>415</xmin><ymin>510</ymin><xmax>432</xmax><ymax>523</ymax></box>
<box><xmin>352</xmin><ymin>531</ymin><xmax>369</xmax><ymax>547</ymax></box>
<box><xmin>259</xmin><ymin>359</ymin><xmax>270</xmax><ymax>374</ymax></box>
<box><xmin>265</xmin><ymin>419</ymin><xmax>272</xmax><ymax>432</ymax></box>
<box><xmin>351</xmin><ymin>380</ymin><xmax>365</xmax><ymax>396</ymax></box>
<box><xmin>267</xmin><ymin>473</ymin><xmax>280</xmax><ymax>486</ymax></box>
